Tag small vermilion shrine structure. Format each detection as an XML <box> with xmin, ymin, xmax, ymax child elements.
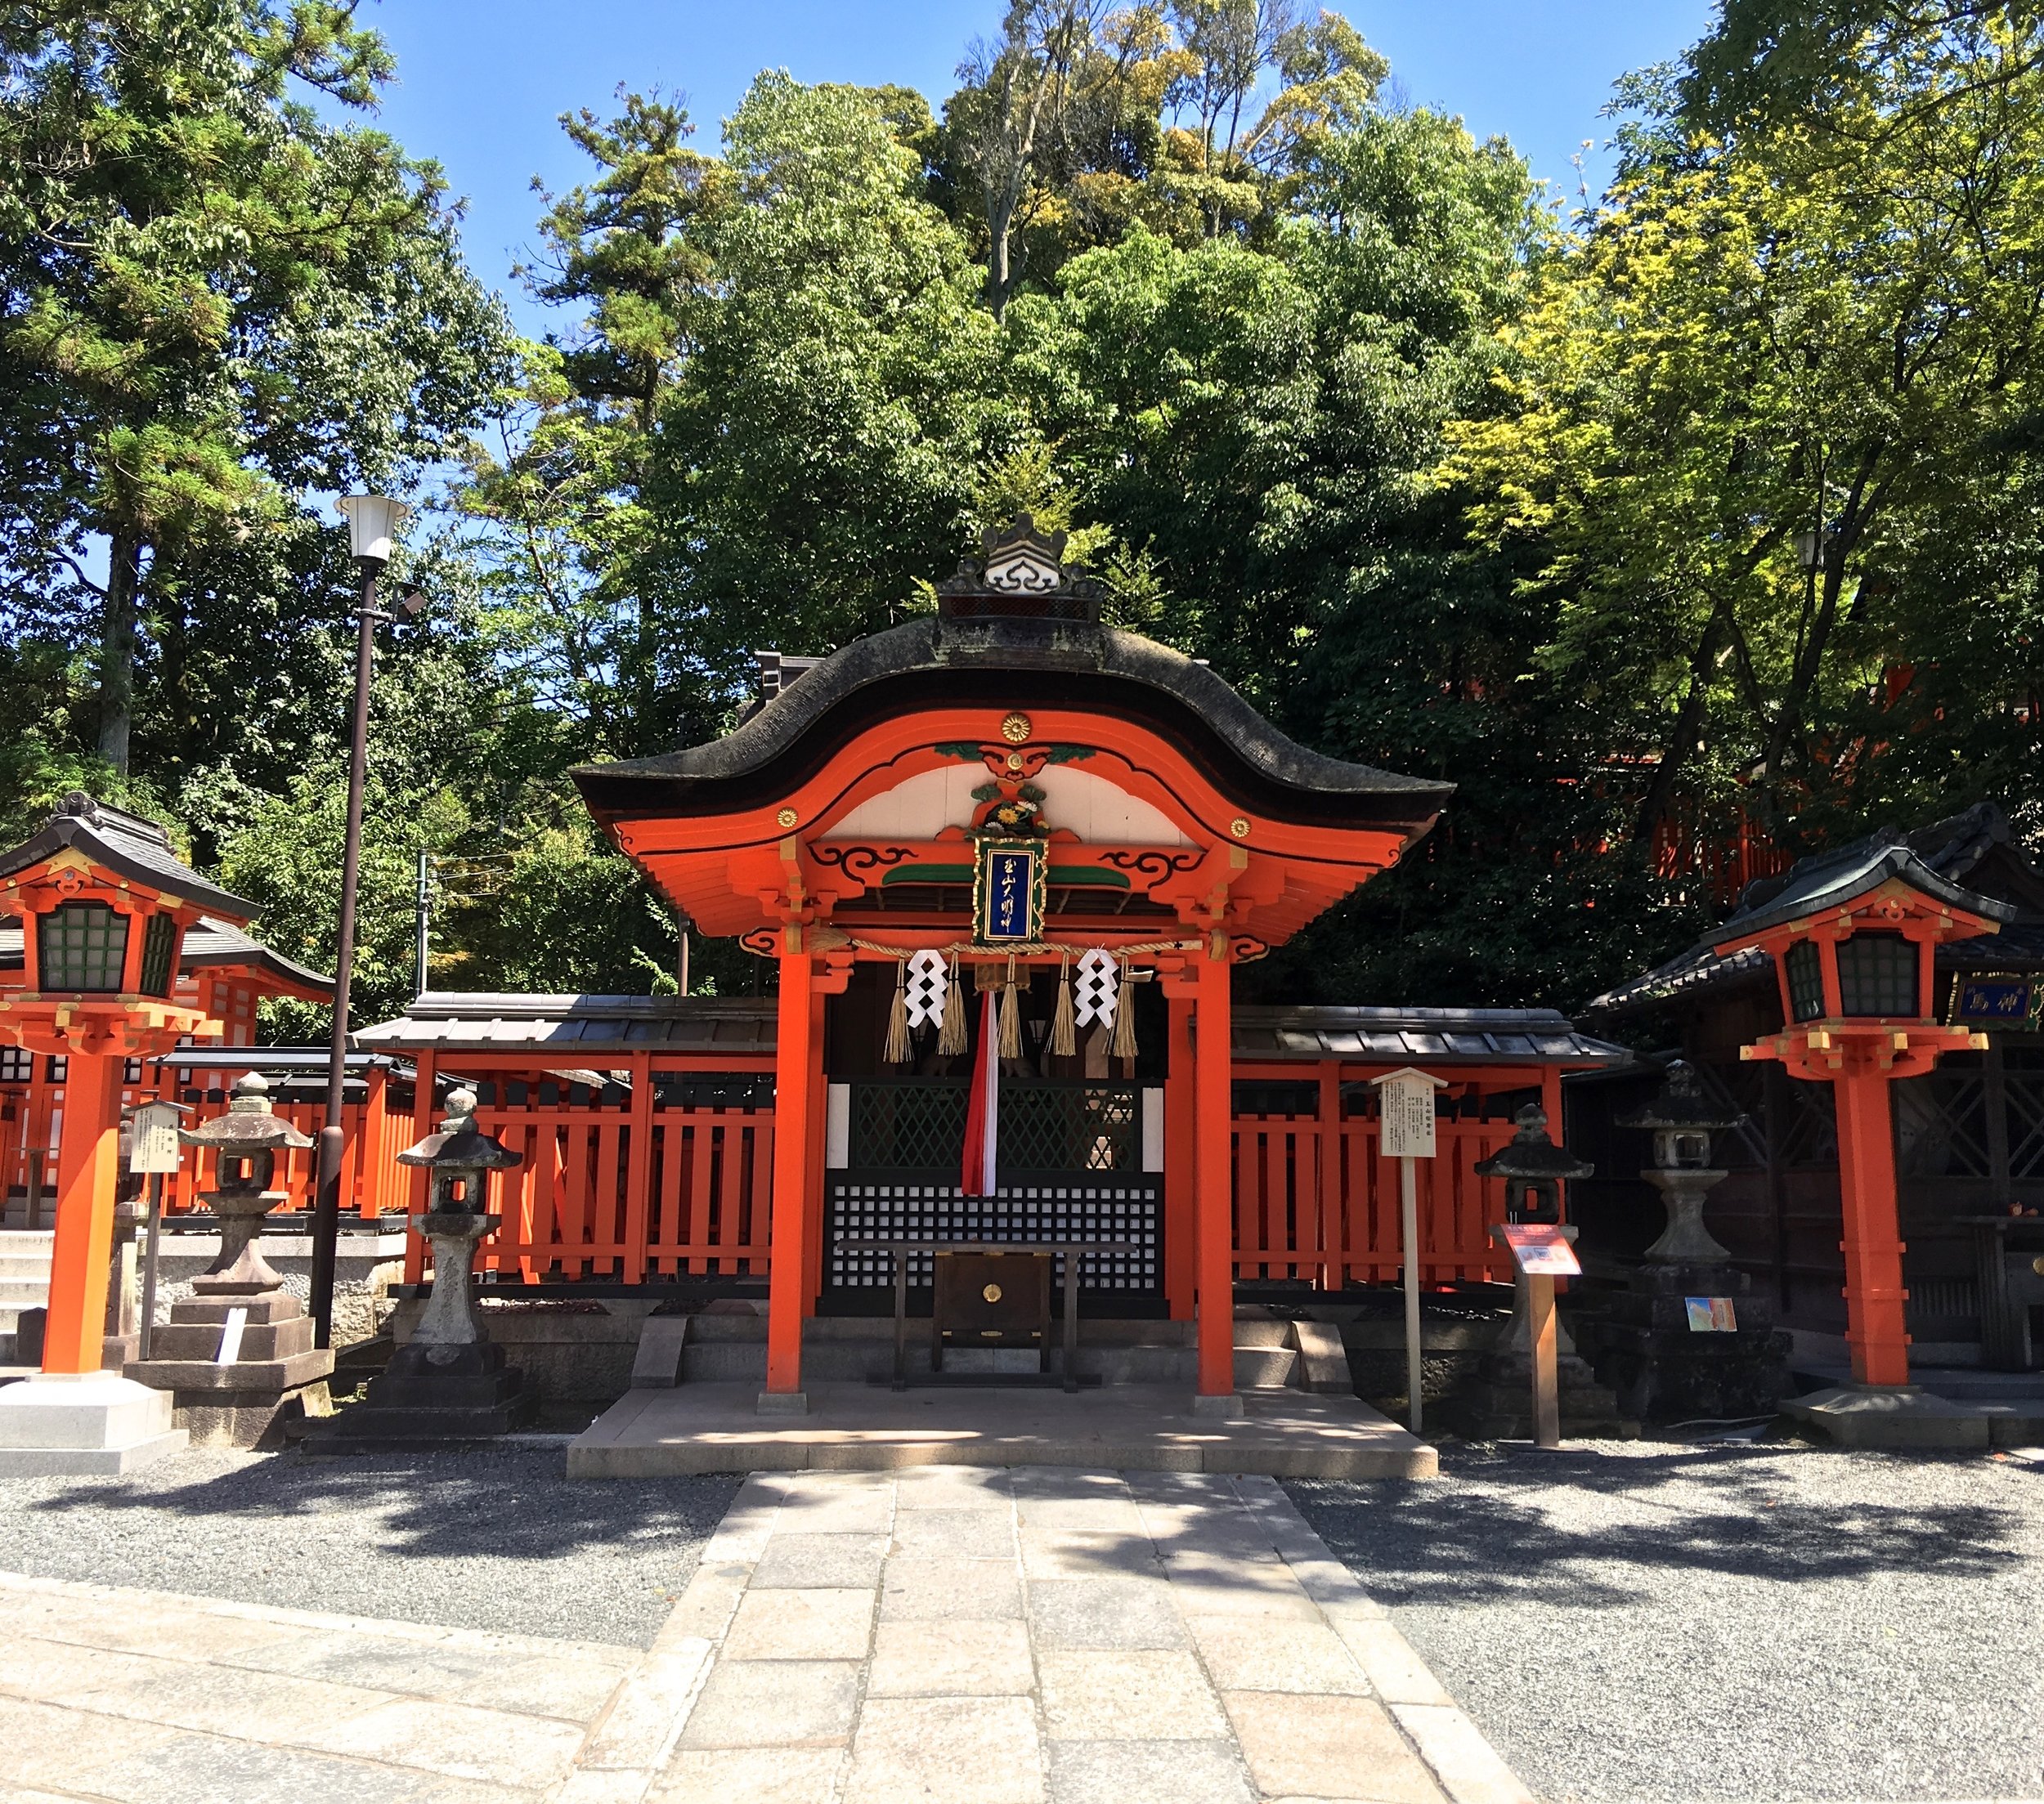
<box><xmin>552</xmin><ymin>520</ymin><xmax>1596</xmax><ymax>1411</ymax></box>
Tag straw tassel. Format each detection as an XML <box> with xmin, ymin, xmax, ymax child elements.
<box><xmin>1109</xmin><ymin>959</ymin><xmax>1137</xmax><ymax>1062</ymax></box>
<box><xmin>938</xmin><ymin>954</ymin><xmax>968</xmax><ymax>1055</ymax></box>
<box><xmin>1050</xmin><ymin>953</ymin><xmax>1077</xmax><ymax>1058</ymax></box>
<box><xmin>884</xmin><ymin>958</ymin><xmax>912</xmax><ymax>1064</ymax></box>
<box><xmin>998</xmin><ymin>956</ymin><xmax>1024</xmax><ymax>1059</ymax></box>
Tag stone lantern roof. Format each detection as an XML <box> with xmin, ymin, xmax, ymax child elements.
<box><xmin>177</xmin><ymin>1072</ymin><xmax>315</xmax><ymax>1153</ymax></box>
<box><xmin>1473</xmin><ymin>1104</ymin><xmax>1593</xmax><ymax>1182</ymax></box>
<box><xmin>1616</xmin><ymin>1060</ymin><xmax>1745</xmax><ymax>1135</ymax></box>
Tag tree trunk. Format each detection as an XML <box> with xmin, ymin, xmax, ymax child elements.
<box><xmin>97</xmin><ymin>529</ymin><xmax>142</xmax><ymax>777</ymax></box>
<box><xmin>1633</xmin><ymin>606</ymin><xmax>1724</xmax><ymax>846</ymax></box>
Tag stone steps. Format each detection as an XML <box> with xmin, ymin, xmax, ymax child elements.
<box><xmin>642</xmin><ymin>1309</ymin><xmax>1343</xmax><ymax>1394</ymax></box>
<box><xmin>0</xmin><ymin>1232</ymin><xmax>53</xmax><ymax>1354</ymax></box>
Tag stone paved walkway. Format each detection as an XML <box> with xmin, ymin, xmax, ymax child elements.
<box><xmin>643</xmin><ymin>1466</ymin><xmax>1526</xmax><ymax>1804</ymax></box>
<box><xmin>0</xmin><ymin>1468</ymin><xmax>1527</xmax><ymax>1804</ymax></box>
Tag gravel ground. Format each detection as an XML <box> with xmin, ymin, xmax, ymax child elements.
<box><xmin>1290</xmin><ymin>1440</ymin><xmax>2044</xmax><ymax>1804</ymax></box>
<box><xmin>0</xmin><ymin>1441</ymin><xmax>742</xmax><ymax>1648</ymax></box>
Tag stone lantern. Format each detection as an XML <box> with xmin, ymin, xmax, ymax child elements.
<box><xmin>1574</xmin><ymin>1061</ymin><xmax>1791</xmax><ymax>1423</ymax></box>
<box><xmin>181</xmin><ymin>1072</ymin><xmax>314</xmax><ymax>1288</ymax></box>
<box><xmin>1624</xmin><ymin>1061</ymin><xmax>1741</xmax><ymax>1264</ymax></box>
<box><xmin>1456</xmin><ymin>1104</ymin><xmax>1626</xmax><ymax>1438</ymax></box>
<box><xmin>125</xmin><ymin>1074</ymin><xmax>334</xmax><ymax>1447</ymax></box>
<box><xmin>316</xmin><ymin>1087</ymin><xmax>534</xmax><ymax>1441</ymax></box>
<box><xmin>1473</xmin><ymin>1103</ymin><xmax>1590</xmax><ymax>1223</ymax></box>
<box><xmin>0</xmin><ymin>794</ymin><xmax>256</xmax><ymax>1473</ymax></box>
<box><xmin>1708</xmin><ymin>835</ymin><xmax>2006</xmax><ymax>1444</ymax></box>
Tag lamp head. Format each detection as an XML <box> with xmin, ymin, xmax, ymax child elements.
<box><xmin>338</xmin><ymin>494</ymin><xmax>410</xmax><ymax>568</ymax></box>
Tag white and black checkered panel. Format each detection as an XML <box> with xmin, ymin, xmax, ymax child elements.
<box><xmin>824</xmin><ymin>1175</ymin><xmax>1161</xmax><ymax>1291</ymax></box>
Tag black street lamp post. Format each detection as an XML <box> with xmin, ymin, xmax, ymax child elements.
<box><xmin>310</xmin><ymin>494</ymin><xmax>419</xmax><ymax>1349</ymax></box>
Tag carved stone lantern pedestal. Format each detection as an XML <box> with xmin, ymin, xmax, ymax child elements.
<box><xmin>126</xmin><ymin>1075</ymin><xmax>334</xmax><ymax>1448</ymax></box>
<box><xmin>1576</xmin><ymin>1063</ymin><xmax>1791</xmax><ymax>1425</ymax></box>
<box><xmin>312</xmin><ymin>1089</ymin><xmax>534</xmax><ymax>1444</ymax></box>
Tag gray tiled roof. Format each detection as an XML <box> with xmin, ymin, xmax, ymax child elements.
<box><xmin>357</xmin><ymin>994</ymin><xmax>1628</xmax><ymax>1067</ymax></box>
<box><xmin>1590</xmin><ymin>804</ymin><xmax>2044</xmax><ymax>1018</ymax></box>
<box><xmin>575</xmin><ymin>613</ymin><xmax>1453</xmax><ymax>829</ymax></box>
<box><xmin>360</xmin><ymin>992</ymin><xmax>1627</xmax><ymax>1062</ymax></box>
<box><xmin>355</xmin><ymin>994</ymin><xmax>779</xmax><ymax>1056</ymax></box>
<box><xmin>1706</xmin><ymin>832</ymin><xmax>2015</xmax><ymax>942</ymax></box>
<box><xmin>0</xmin><ymin>795</ymin><xmax>253</xmax><ymax>915</ymax></box>
<box><xmin>1231</xmin><ymin>1005</ymin><xmax>1630</xmax><ymax>1067</ymax></box>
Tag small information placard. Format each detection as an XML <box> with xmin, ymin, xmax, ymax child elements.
<box><xmin>1495</xmin><ymin>1222</ymin><xmax>1582</xmax><ymax>1277</ymax></box>
<box><xmin>1684</xmin><ymin>1296</ymin><xmax>1738</xmax><ymax>1332</ymax></box>
<box><xmin>128</xmin><ymin>1100</ymin><xmax>184</xmax><ymax>1175</ymax></box>
<box><xmin>1374</xmin><ymin>1067</ymin><xmax>1444</xmax><ymax>1160</ymax></box>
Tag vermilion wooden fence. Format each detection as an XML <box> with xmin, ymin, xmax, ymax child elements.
<box><xmin>475</xmin><ymin>1091</ymin><xmax>775</xmax><ymax>1282</ymax></box>
<box><xmin>1232</xmin><ymin>1106</ymin><xmax>1526</xmax><ymax>1287</ymax></box>
<box><xmin>1</xmin><ymin>1054</ymin><xmax>403</xmax><ymax>1222</ymax></box>
<box><xmin>8</xmin><ymin>1046</ymin><xmax>1555</xmax><ymax>1290</ymax></box>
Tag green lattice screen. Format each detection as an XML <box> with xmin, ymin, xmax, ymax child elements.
<box><xmin>999</xmin><ymin>1082</ymin><xmax>1137</xmax><ymax>1171</ymax></box>
<box><xmin>845</xmin><ymin>1079</ymin><xmax>1137</xmax><ymax>1173</ymax></box>
<box><xmin>851</xmin><ymin>1080</ymin><xmax>970</xmax><ymax>1169</ymax></box>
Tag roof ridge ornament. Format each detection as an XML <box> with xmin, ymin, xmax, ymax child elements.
<box><xmin>934</xmin><ymin>515</ymin><xmax>1104</xmax><ymax>623</ymax></box>
<box><xmin>982</xmin><ymin>514</ymin><xmax>1067</xmax><ymax>593</ymax></box>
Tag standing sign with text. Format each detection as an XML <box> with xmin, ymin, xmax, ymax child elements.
<box><xmin>1376</xmin><ymin>1067</ymin><xmax>1442</xmax><ymax>1160</ymax></box>
<box><xmin>128</xmin><ymin>1100</ymin><xmax>184</xmax><ymax>1175</ymax></box>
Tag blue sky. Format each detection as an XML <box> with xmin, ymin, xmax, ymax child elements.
<box><xmin>361</xmin><ymin>0</ymin><xmax>1717</xmax><ymax>338</ymax></box>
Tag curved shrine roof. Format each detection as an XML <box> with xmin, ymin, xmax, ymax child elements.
<box><xmin>573</xmin><ymin>614</ymin><xmax>1452</xmax><ymax>832</ymax></box>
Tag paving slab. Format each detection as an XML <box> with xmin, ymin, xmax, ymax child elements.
<box><xmin>568</xmin><ymin>1382</ymin><xmax>1437</xmax><ymax>1479</ymax></box>
<box><xmin>0</xmin><ymin>1571</ymin><xmax>635</xmax><ymax>1802</ymax></box>
<box><xmin>630</xmin><ymin>1466</ymin><xmax>1522</xmax><ymax>1804</ymax></box>
<box><xmin>0</xmin><ymin>1462</ymin><xmax>1513</xmax><ymax>1804</ymax></box>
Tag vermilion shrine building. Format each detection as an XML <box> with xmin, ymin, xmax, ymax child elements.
<box><xmin>0</xmin><ymin>522</ymin><xmax>1629</xmax><ymax>1427</ymax></box>
<box><xmin>359</xmin><ymin>522</ymin><xmax>1626</xmax><ymax>1412</ymax></box>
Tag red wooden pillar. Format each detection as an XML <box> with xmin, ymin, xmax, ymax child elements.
<box><xmin>1195</xmin><ymin>938</ymin><xmax>1235</xmax><ymax>1401</ymax></box>
<box><xmin>1832</xmin><ymin>1071</ymin><xmax>1912</xmax><ymax>1386</ymax></box>
<box><xmin>801</xmin><ymin>985</ymin><xmax>828</xmax><ymax>1317</ymax></box>
<box><xmin>41</xmin><ymin>1050</ymin><xmax>119</xmax><ymax>1374</ymax></box>
<box><xmin>358</xmin><ymin>1062</ymin><xmax>390</xmax><ymax>1219</ymax></box>
<box><xmin>622</xmin><ymin>1052</ymin><xmax>655</xmax><ymax>1284</ymax></box>
<box><xmin>1315</xmin><ymin>1060</ymin><xmax>1342</xmax><ymax>1290</ymax></box>
<box><xmin>764</xmin><ymin>938</ymin><xmax>815</xmax><ymax>1399</ymax></box>
<box><xmin>1163</xmin><ymin>995</ymin><xmax>1195</xmax><ymax>1322</ymax></box>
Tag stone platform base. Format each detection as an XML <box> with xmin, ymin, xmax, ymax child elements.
<box><xmin>1447</xmin><ymin>1353</ymin><xmax>1636</xmax><ymax>1441</ymax></box>
<box><xmin>306</xmin><ymin>1338</ymin><xmax>536</xmax><ymax>1449</ymax></box>
<box><xmin>0</xmin><ymin>1372</ymin><xmax>188</xmax><ymax>1475</ymax></box>
<box><xmin>167</xmin><ymin>1381</ymin><xmax>333</xmax><ymax>1450</ymax></box>
<box><xmin>568</xmin><ymin>1381</ymin><xmax>1438</xmax><ymax>1479</ymax></box>
<box><xmin>1782</xmin><ymin>1384</ymin><xmax>1995</xmax><ymax>1449</ymax></box>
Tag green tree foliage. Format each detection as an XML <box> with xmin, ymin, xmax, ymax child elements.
<box><xmin>22</xmin><ymin>3</ymin><xmax>2044</xmax><ymax>1027</ymax></box>
<box><xmin>646</xmin><ymin>74</ymin><xmax>1009</xmax><ymax>674</ymax></box>
<box><xmin>0</xmin><ymin>0</ymin><xmax>512</xmax><ymax>780</ymax></box>
<box><xmin>1446</xmin><ymin>8</ymin><xmax>2044</xmax><ymax>875</ymax></box>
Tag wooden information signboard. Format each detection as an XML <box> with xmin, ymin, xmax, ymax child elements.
<box><xmin>1372</xmin><ymin>1067</ymin><xmax>1446</xmax><ymax>1434</ymax></box>
<box><xmin>126</xmin><ymin>1099</ymin><xmax>187</xmax><ymax>1361</ymax></box>
<box><xmin>1493</xmin><ymin>1222</ymin><xmax>1580</xmax><ymax>1448</ymax></box>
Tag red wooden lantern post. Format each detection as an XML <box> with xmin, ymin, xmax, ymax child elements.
<box><xmin>1709</xmin><ymin>845</ymin><xmax>2009</xmax><ymax>1397</ymax></box>
<box><xmin>0</xmin><ymin>795</ymin><xmax>257</xmax><ymax>1471</ymax></box>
